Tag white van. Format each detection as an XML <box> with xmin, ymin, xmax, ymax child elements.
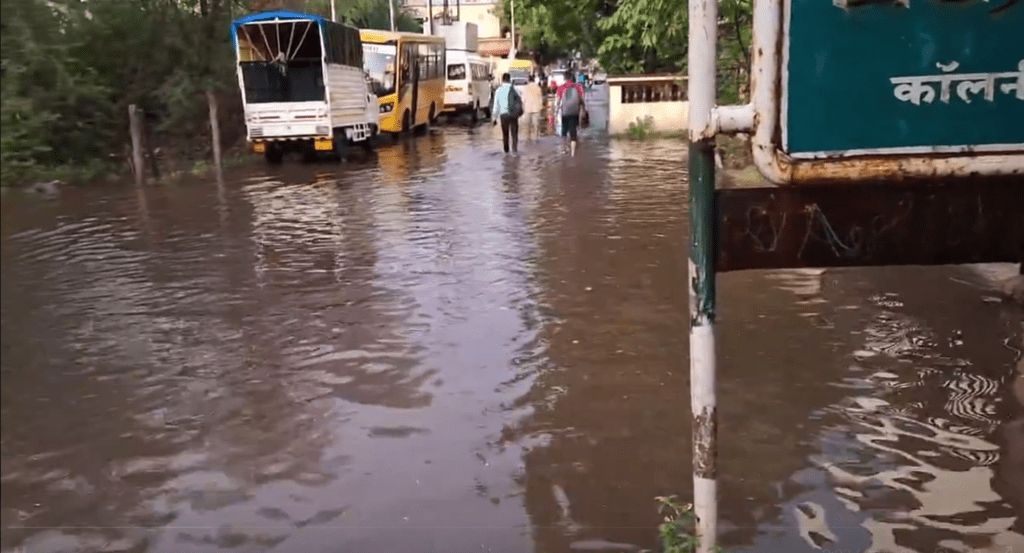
<box><xmin>443</xmin><ymin>50</ymin><xmax>492</xmax><ymax>121</ymax></box>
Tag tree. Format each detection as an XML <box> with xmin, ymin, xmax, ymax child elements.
<box><xmin>596</xmin><ymin>0</ymin><xmax>688</xmax><ymax>74</ymax></box>
<box><xmin>0</xmin><ymin>0</ymin><xmax>426</xmax><ymax>185</ymax></box>
<box><xmin>508</xmin><ymin>0</ymin><xmax>751</xmax><ymax>98</ymax></box>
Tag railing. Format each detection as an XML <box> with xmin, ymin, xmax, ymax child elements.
<box><xmin>609</xmin><ymin>75</ymin><xmax>688</xmax><ymax>104</ymax></box>
<box><xmin>607</xmin><ymin>74</ymin><xmax>690</xmax><ymax>135</ymax></box>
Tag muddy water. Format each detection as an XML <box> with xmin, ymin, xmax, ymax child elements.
<box><xmin>2</xmin><ymin>116</ymin><xmax>1022</xmax><ymax>553</ymax></box>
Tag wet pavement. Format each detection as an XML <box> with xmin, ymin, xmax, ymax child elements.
<box><xmin>2</xmin><ymin>92</ymin><xmax>1023</xmax><ymax>553</ymax></box>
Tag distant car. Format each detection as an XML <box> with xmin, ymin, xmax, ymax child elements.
<box><xmin>509</xmin><ymin>69</ymin><xmax>530</xmax><ymax>87</ymax></box>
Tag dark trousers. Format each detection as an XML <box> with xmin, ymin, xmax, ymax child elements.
<box><xmin>500</xmin><ymin>115</ymin><xmax>519</xmax><ymax>153</ymax></box>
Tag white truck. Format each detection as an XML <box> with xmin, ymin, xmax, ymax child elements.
<box><xmin>231</xmin><ymin>11</ymin><xmax>379</xmax><ymax>163</ymax></box>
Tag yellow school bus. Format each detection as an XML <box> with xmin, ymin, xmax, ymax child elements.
<box><xmin>360</xmin><ymin>30</ymin><xmax>446</xmax><ymax>135</ymax></box>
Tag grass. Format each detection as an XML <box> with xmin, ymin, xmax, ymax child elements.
<box><xmin>617</xmin><ymin>116</ymin><xmax>687</xmax><ymax>140</ymax></box>
<box><xmin>627</xmin><ymin>116</ymin><xmax>657</xmax><ymax>139</ymax></box>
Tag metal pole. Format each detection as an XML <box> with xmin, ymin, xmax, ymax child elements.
<box><xmin>330</xmin><ymin>0</ymin><xmax>337</xmax><ymax>22</ymax></box>
<box><xmin>389</xmin><ymin>0</ymin><xmax>396</xmax><ymax>31</ymax></box>
<box><xmin>687</xmin><ymin>0</ymin><xmax>718</xmax><ymax>549</ymax></box>
<box><xmin>427</xmin><ymin>0</ymin><xmax>433</xmax><ymax>34</ymax></box>
<box><xmin>509</xmin><ymin>0</ymin><xmax>515</xmax><ymax>57</ymax></box>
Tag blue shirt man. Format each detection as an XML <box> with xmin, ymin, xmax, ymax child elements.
<box><xmin>491</xmin><ymin>73</ymin><xmax>520</xmax><ymax>154</ymax></box>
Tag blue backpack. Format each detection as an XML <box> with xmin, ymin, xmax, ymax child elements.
<box><xmin>508</xmin><ymin>86</ymin><xmax>524</xmax><ymax>118</ymax></box>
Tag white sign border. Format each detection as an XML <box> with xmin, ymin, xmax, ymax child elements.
<box><xmin>750</xmin><ymin>0</ymin><xmax>1024</xmax><ymax>184</ymax></box>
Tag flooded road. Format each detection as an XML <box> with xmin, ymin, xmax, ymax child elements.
<box><xmin>2</xmin><ymin>107</ymin><xmax>1023</xmax><ymax>553</ymax></box>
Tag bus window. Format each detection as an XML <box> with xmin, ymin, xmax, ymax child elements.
<box><xmin>400</xmin><ymin>43</ymin><xmax>413</xmax><ymax>84</ymax></box>
<box><xmin>448</xmin><ymin>63</ymin><xmax>467</xmax><ymax>80</ymax></box>
<box><xmin>363</xmin><ymin>42</ymin><xmax>397</xmax><ymax>96</ymax></box>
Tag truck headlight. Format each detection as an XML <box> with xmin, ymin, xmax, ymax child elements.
<box><xmin>380</xmin><ymin>102</ymin><xmax>394</xmax><ymax>113</ymax></box>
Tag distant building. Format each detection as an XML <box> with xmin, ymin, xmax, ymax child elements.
<box><xmin>400</xmin><ymin>0</ymin><xmax>513</xmax><ymax>57</ymax></box>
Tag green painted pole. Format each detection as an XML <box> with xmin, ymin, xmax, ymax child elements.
<box><xmin>687</xmin><ymin>0</ymin><xmax>719</xmax><ymax>549</ymax></box>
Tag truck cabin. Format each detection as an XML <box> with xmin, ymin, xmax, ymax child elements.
<box><xmin>232</xmin><ymin>12</ymin><xmax>363</xmax><ymax>104</ymax></box>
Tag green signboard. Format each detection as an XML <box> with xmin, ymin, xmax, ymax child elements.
<box><xmin>785</xmin><ymin>0</ymin><xmax>1024</xmax><ymax>158</ymax></box>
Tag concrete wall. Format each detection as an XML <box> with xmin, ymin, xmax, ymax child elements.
<box><xmin>402</xmin><ymin>2</ymin><xmax>503</xmax><ymax>39</ymax></box>
<box><xmin>607</xmin><ymin>75</ymin><xmax>689</xmax><ymax>136</ymax></box>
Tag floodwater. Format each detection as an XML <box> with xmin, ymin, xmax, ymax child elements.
<box><xmin>2</xmin><ymin>93</ymin><xmax>1023</xmax><ymax>553</ymax></box>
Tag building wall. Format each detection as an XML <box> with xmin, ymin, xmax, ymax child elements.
<box><xmin>402</xmin><ymin>0</ymin><xmax>504</xmax><ymax>39</ymax></box>
<box><xmin>608</xmin><ymin>83</ymin><xmax>689</xmax><ymax>135</ymax></box>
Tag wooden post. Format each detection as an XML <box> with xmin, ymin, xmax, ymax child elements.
<box><xmin>207</xmin><ymin>90</ymin><xmax>223</xmax><ymax>180</ymax></box>
<box><xmin>129</xmin><ymin>104</ymin><xmax>145</xmax><ymax>186</ymax></box>
<box><xmin>142</xmin><ymin>116</ymin><xmax>161</xmax><ymax>181</ymax></box>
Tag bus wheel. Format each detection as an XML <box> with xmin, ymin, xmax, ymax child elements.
<box><xmin>402</xmin><ymin>110</ymin><xmax>411</xmax><ymax>135</ymax></box>
<box><xmin>264</xmin><ymin>144</ymin><xmax>283</xmax><ymax>165</ymax></box>
<box><xmin>416</xmin><ymin>104</ymin><xmax>435</xmax><ymax>136</ymax></box>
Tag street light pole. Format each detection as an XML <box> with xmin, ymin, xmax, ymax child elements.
<box><xmin>330</xmin><ymin>0</ymin><xmax>337</xmax><ymax>22</ymax></box>
<box><xmin>509</xmin><ymin>0</ymin><xmax>515</xmax><ymax>58</ymax></box>
<box><xmin>388</xmin><ymin>0</ymin><xmax>396</xmax><ymax>31</ymax></box>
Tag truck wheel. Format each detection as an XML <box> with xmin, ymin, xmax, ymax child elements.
<box><xmin>362</xmin><ymin>126</ymin><xmax>378</xmax><ymax>151</ymax></box>
<box><xmin>402</xmin><ymin>110</ymin><xmax>411</xmax><ymax>135</ymax></box>
<box><xmin>333</xmin><ymin>133</ymin><xmax>348</xmax><ymax>161</ymax></box>
<box><xmin>264</xmin><ymin>144</ymin><xmax>283</xmax><ymax>165</ymax></box>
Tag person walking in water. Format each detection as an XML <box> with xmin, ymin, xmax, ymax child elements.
<box><xmin>522</xmin><ymin>75</ymin><xmax>544</xmax><ymax>140</ymax></box>
<box><xmin>555</xmin><ymin>71</ymin><xmax>586</xmax><ymax>156</ymax></box>
<box><xmin>492</xmin><ymin>73</ymin><xmax>523</xmax><ymax>154</ymax></box>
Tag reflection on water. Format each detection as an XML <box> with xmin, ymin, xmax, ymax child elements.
<box><xmin>2</xmin><ymin>116</ymin><xmax>1022</xmax><ymax>553</ymax></box>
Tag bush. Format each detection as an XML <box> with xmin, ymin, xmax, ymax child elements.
<box><xmin>627</xmin><ymin>115</ymin><xmax>656</xmax><ymax>139</ymax></box>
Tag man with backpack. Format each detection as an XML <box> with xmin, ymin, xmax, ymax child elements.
<box><xmin>492</xmin><ymin>73</ymin><xmax>524</xmax><ymax>154</ymax></box>
<box><xmin>555</xmin><ymin>71</ymin><xmax>586</xmax><ymax>156</ymax></box>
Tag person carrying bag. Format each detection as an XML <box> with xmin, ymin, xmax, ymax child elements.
<box><xmin>492</xmin><ymin>73</ymin><xmax>523</xmax><ymax>154</ymax></box>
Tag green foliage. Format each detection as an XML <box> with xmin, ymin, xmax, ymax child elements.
<box><xmin>717</xmin><ymin>0</ymin><xmax>753</xmax><ymax>104</ymax></box>
<box><xmin>596</xmin><ymin>0</ymin><xmax>688</xmax><ymax>75</ymax></box>
<box><xmin>0</xmin><ymin>0</ymin><xmax>416</xmax><ymax>186</ymax></box>
<box><xmin>653</xmin><ymin>496</ymin><xmax>700</xmax><ymax>553</ymax></box>
<box><xmin>510</xmin><ymin>0</ymin><xmax>751</xmax><ymax>99</ymax></box>
<box><xmin>627</xmin><ymin>116</ymin><xmax>656</xmax><ymax>139</ymax></box>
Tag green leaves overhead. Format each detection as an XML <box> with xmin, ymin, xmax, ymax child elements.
<box><xmin>510</xmin><ymin>0</ymin><xmax>751</xmax><ymax>90</ymax></box>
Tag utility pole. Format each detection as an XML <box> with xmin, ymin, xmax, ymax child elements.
<box><xmin>509</xmin><ymin>0</ymin><xmax>515</xmax><ymax>58</ymax></box>
<box><xmin>330</xmin><ymin>0</ymin><xmax>337</xmax><ymax>22</ymax></box>
<box><xmin>389</xmin><ymin>0</ymin><xmax>396</xmax><ymax>31</ymax></box>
